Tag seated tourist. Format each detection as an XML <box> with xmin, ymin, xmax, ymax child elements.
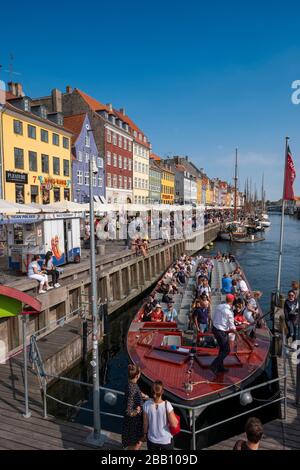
<box><xmin>28</xmin><ymin>255</ymin><xmax>53</xmax><ymax>294</ymax></box>
<box><xmin>151</xmin><ymin>304</ymin><xmax>164</xmax><ymax>322</ymax></box>
<box><xmin>142</xmin><ymin>297</ymin><xmax>154</xmax><ymax>322</ymax></box>
<box><xmin>163</xmin><ymin>303</ymin><xmax>178</xmax><ymax>322</ymax></box>
<box><xmin>222</xmin><ymin>274</ymin><xmax>233</xmax><ymax>294</ymax></box>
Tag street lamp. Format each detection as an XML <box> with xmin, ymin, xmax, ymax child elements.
<box><xmin>86</xmin><ymin>129</ymin><xmax>105</xmax><ymax>446</ymax></box>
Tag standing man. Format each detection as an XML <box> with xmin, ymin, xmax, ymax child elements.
<box><xmin>210</xmin><ymin>294</ymin><xmax>236</xmax><ymax>374</ymax></box>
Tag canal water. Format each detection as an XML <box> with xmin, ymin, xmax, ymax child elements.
<box><xmin>48</xmin><ymin>213</ymin><xmax>300</xmax><ymax>432</ymax></box>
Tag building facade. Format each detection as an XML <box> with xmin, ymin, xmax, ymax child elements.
<box><xmin>149</xmin><ymin>159</ymin><xmax>162</xmax><ymax>204</ymax></box>
<box><xmin>133</xmin><ymin>135</ymin><xmax>150</xmax><ymax>204</ymax></box>
<box><xmin>64</xmin><ymin>114</ymin><xmax>105</xmax><ymax>203</ymax></box>
<box><xmin>2</xmin><ymin>84</ymin><xmax>72</xmax><ymax>204</ymax></box>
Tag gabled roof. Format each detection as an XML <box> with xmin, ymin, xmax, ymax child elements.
<box><xmin>64</xmin><ymin>113</ymin><xmax>87</xmax><ymax>145</ymax></box>
<box><xmin>76</xmin><ymin>89</ymin><xmax>108</xmax><ymax>113</ymax></box>
<box><xmin>75</xmin><ymin>88</ymin><xmax>150</xmax><ymax>148</ymax></box>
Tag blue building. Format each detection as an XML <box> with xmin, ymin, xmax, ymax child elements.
<box><xmin>64</xmin><ymin>114</ymin><xmax>105</xmax><ymax>202</ymax></box>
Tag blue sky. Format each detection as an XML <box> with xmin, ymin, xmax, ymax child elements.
<box><xmin>1</xmin><ymin>0</ymin><xmax>300</xmax><ymax>199</ymax></box>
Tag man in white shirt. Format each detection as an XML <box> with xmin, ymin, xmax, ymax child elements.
<box><xmin>210</xmin><ymin>294</ymin><xmax>236</xmax><ymax>374</ymax></box>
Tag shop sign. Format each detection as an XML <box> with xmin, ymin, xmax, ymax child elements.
<box><xmin>6</xmin><ymin>171</ymin><xmax>28</xmax><ymax>184</ymax></box>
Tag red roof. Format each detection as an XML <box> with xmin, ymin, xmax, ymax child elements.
<box><xmin>150</xmin><ymin>153</ymin><xmax>161</xmax><ymax>161</ymax></box>
<box><xmin>76</xmin><ymin>89</ymin><xmax>108</xmax><ymax>113</ymax></box>
<box><xmin>76</xmin><ymin>88</ymin><xmax>150</xmax><ymax>148</ymax></box>
<box><xmin>64</xmin><ymin>114</ymin><xmax>87</xmax><ymax>145</ymax></box>
<box><xmin>5</xmin><ymin>91</ymin><xmax>17</xmax><ymax>100</ymax></box>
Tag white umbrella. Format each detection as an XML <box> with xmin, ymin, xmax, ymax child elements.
<box><xmin>0</xmin><ymin>199</ymin><xmax>40</xmax><ymax>215</ymax></box>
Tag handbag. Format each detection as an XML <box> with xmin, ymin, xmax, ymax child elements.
<box><xmin>165</xmin><ymin>401</ymin><xmax>181</xmax><ymax>436</ymax></box>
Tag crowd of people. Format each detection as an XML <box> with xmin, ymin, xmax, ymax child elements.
<box><xmin>140</xmin><ymin>254</ymin><xmax>195</xmax><ymax>323</ymax></box>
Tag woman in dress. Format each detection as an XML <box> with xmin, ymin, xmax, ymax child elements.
<box><xmin>122</xmin><ymin>364</ymin><xmax>148</xmax><ymax>450</ymax></box>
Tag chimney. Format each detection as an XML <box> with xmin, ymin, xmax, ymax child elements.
<box><xmin>106</xmin><ymin>103</ymin><xmax>113</xmax><ymax>112</ymax></box>
<box><xmin>119</xmin><ymin>107</ymin><xmax>125</xmax><ymax>115</ymax></box>
<box><xmin>15</xmin><ymin>83</ymin><xmax>23</xmax><ymax>97</ymax></box>
<box><xmin>8</xmin><ymin>82</ymin><xmax>17</xmax><ymax>96</ymax></box>
<box><xmin>51</xmin><ymin>88</ymin><xmax>62</xmax><ymax>113</ymax></box>
<box><xmin>66</xmin><ymin>85</ymin><xmax>73</xmax><ymax>94</ymax></box>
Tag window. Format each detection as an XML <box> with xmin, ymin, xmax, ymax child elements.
<box><xmin>53</xmin><ymin>157</ymin><xmax>60</xmax><ymax>175</ymax></box>
<box><xmin>134</xmin><ymin>160</ymin><xmax>137</xmax><ymax>172</ymax></box>
<box><xmin>85</xmin><ymin>153</ymin><xmax>89</xmax><ymax>163</ymax></box>
<box><xmin>134</xmin><ymin>177</ymin><xmax>137</xmax><ymax>188</ymax></box>
<box><xmin>128</xmin><ymin>159</ymin><xmax>132</xmax><ymax>171</ymax></box>
<box><xmin>113</xmin><ymin>153</ymin><xmax>117</xmax><ymax>167</ymax></box>
<box><xmin>78</xmin><ymin>150</ymin><xmax>83</xmax><ymax>162</ymax></box>
<box><xmin>14</xmin><ymin>147</ymin><xmax>24</xmax><ymax>169</ymax></box>
<box><xmin>118</xmin><ymin>135</ymin><xmax>122</xmax><ymax>148</ymax></box>
<box><xmin>113</xmin><ymin>175</ymin><xmax>117</xmax><ymax>188</ymax></box>
<box><xmin>93</xmin><ymin>174</ymin><xmax>97</xmax><ymax>187</ymax></box>
<box><xmin>138</xmin><ymin>162</ymin><xmax>141</xmax><ymax>173</ymax></box>
<box><xmin>30</xmin><ymin>185</ymin><xmax>39</xmax><ymax>203</ymax></box>
<box><xmin>29</xmin><ymin>151</ymin><xmax>37</xmax><ymax>171</ymax></box>
<box><xmin>77</xmin><ymin>170</ymin><xmax>83</xmax><ymax>185</ymax></box>
<box><xmin>41</xmin><ymin>188</ymin><xmax>50</xmax><ymax>204</ymax></box>
<box><xmin>98</xmin><ymin>176</ymin><xmax>103</xmax><ymax>187</ymax></box>
<box><xmin>107</xmin><ymin>151</ymin><xmax>111</xmax><ymax>165</ymax></box>
<box><xmin>63</xmin><ymin>137</ymin><xmax>69</xmax><ymax>149</ymax></box>
<box><xmin>97</xmin><ymin>157</ymin><xmax>103</xmax><ymax>168</ymax></box>
<box><xmin>124</xmin><ymin>139</ymin><xmax>127</xmax><ymax>150</ymax></box>
<box><xmin>84</xmin><ymin>172</ymin><xmax>89</xmax><ymax>186</ymax></box>
<box><xmin>52</xmin><ymin>133</ymin><xmax>59</xmax><ymax>146</ymax></box>
<box><xmin>128</xmin><ymin>177</ymin><xmax>132</xmax><ymax>189</ymax></box>
<box><xmin>107</xmin><ymin>173</ymin><xmax>111</xmax><ymax>187</ymax></box>
<box><xmin>118</xmin><ymin>155</ymin><xmax>122</xmax><ymax>168</ymax></box>
<box><xmin>128</xmin><ymin>141</ymin><xmax>132</xmax><ymax>152</ymax></box>
<box><xmin>107</xmin><ymin>129</ymin><xmax>111</xmax><ymax>143</ymax></box>
<box><xmin>119</xmin><ymin>175</ymin><xmax>122</xmax><ymax>188</ymax></box>
<box><xmin>28</xmin><ymin>124</ymin><xmax>36</xmax><ymax>139</ymax></box>
<box><xmin>124</xmin><ymin>176</ymin><xmax>127</xmax><ymax>189</ymax></box>
<box><xmin>41</xmin><ymin>129</ymin><xmax>49</xmax><ymax>142</ymax></box>
<box><xmin>124</xmin><ymin>157</ymin><xmax>127</xmax><ymax>170</ymax></box>
<box><xmin>112</xmin><ymin>132</ymin><xmax>117</xmax><ymax>145</ymax></box>
<box><xmin>41</xmin><ymin>154</ymin><xmax>49</xmax><ymax>173</ymax></box>
<box><xmin>85</xmin><ymin>135</ymin><xmax>90</xmax><ymax>147</ymax></box>
<box><xmin>14</xmin><ymin>120</ymin><xmax>23</xmax><ymax>135</ymax></box>
<box><xmin>15</xmin><ymin>184</ymin><xmax>25</xmax><ymax>204</ymax></box>
<box><xmin>63</xmin><ymin>159</ymin><xmax>70</xmax><ymax>176</ymax></box>
<box><xmin>64</xmin><ymin>188</ymin><xmax>70</xmax><ymax>201</ymax></box>
<box><xmin>53</xmin><ymin>188</ymin><xmax>60</xmax><ymax>202</ymax></box>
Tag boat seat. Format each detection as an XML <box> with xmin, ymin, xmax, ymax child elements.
<box><xmin>162</xmin><ymin>335</ymin><xmax>182</xmax><ymax>347</ymax></box>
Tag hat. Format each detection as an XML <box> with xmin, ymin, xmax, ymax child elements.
<box><xmin>226</xmin><ymin>294</ymin><xmax>235</xmax><ymax>303</ymax></box>
<box><xmin>155</xmin><ymin>303</ymin><xmax>162</xmax><ymax>308</ymax></box>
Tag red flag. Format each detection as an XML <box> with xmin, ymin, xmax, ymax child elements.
<box><xmin>284</xmin><ymin>146</ymin><xmax>296</xmax><ymax>200</ymax></box>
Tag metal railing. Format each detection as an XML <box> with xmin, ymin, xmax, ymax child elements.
<box><xmin>29</xmin><ymin>333</ymin><xmax>287</xmax><ymax>450</ymax></box>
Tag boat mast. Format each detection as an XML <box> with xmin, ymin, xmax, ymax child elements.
<box><xmin>234</xmin><ymin>148</ymin><xmax>238</xmax><ymax>221</ymax></box>
<box><xmin>261</xmin><ymin>173</ymin><xmax>265</xmax><ymax>213</ymax></box>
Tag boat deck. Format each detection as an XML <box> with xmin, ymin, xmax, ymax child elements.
<box><xmin>127</xmin><ymin>257</ymin><xmax>272</xmax><ymax>404</ymax></box>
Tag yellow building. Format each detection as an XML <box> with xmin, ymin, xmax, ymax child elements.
<box><xmin>196</xmin><ymin>177</ymin><xmax>202</xmax><ymax>205</ymax></box>
<box><xmin>160</xmin><ymin>166</ymin><xmax>175</xmax><ymax>204</ymax></box>
<box><xmin>205</xmin><ymin>179</ymin><xmax>214</xmax><ymax>206</ymax></box>
<box><xmin>1</xmin><ymin>94</ymin><xmax>72</xmax><ymax>204</ymax></box>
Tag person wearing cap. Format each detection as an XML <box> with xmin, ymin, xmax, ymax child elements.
<box><xmin>151</xmin><ymin>304</ymin><xmax>164</xmax><ymax>322</ymax></box>
<box><xmin>163</xmin><ymin>303</ymin><xmax>178</xmax><ymax>322</ymax></box>
<box><xmin>210</xmin><ymin>294</ymin><xmax>236</xmax><ymax>374</ymax></box>
<box><xmin>142</xmin><ymin>297</ymin><xmax>154</xmax><ymax>322</ymax></box>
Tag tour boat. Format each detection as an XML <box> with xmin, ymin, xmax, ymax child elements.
<box><xmin>127</xmin><ymin>257</ymin><xmax>279</xmax><ymax>449</ymax></box>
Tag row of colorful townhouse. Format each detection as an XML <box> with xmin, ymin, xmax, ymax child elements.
<box><xmin>0</xmin><ymin>82</ymin><xmax>243</xmax><ymax>207</ymax></box>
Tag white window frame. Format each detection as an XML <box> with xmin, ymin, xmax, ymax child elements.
<box><xmin>77</xmin><ymin>170</ymin><xmax>83</xmax><ymax>185</ymax></box>
<box><xmin>107</xmin><ymin>151</ymin><xmax>111</xmax><ymax>165</ymax></box>
<box><xmin>118</xmin><ymin>155</ymin><xmax>122</xmax><ymax>169</ymax></box>
<box><xmin>113</xmin><ymin>153</ymin><xmax>117</xmax><ymax>167</ymax></box>
<box><xmin>119</xmin><ymin>175</ymin><xmax>122</xmax><ymax>188</ymax></box>
<box><xmin>107</xmin><ymin>173</ymin><xmax>111</xmax><ymax>187</ymax></box>
<box><xmin>118</xmin><ymin>135</ymin><xmax>122</xmax><ymax>148</ymax></box>
<box><xmin>78</xmin><ymin>150</ymin><xmax>83</xmax><ymax>162</ymax></box>
<box><xmin>84</xmin><ymin>172</ymin><xmax>89</xmax><ymax>186</ymax></box>
<box><xmin>107</xmin><ymin>129</ymin><xmax>111</xmax><ymax>143</ymax></box>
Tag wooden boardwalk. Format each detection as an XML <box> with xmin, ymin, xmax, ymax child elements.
<box><xmin>0</xmin><ymin>354</ymin><xmax>122</xmax><ymax>450</ymax></box>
